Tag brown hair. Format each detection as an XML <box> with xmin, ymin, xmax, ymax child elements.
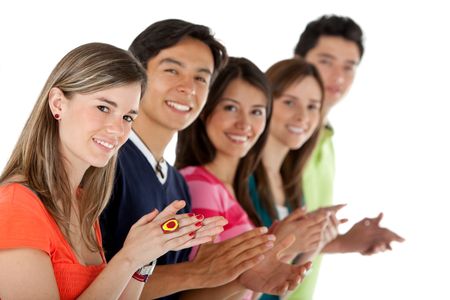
<box><xmin>0</xmin><ymin>42</ymin><xmax>147</xmax><ymax>252</ymax></box>
<box><xmin>254</xmin><ymin>58</ymin><xmax>325</xmax><ymax>224</ymax></box>
<box><xmin>175</xmin><ymin>57</ymin><xmax>272</xmax><ymax>225</ymax></box>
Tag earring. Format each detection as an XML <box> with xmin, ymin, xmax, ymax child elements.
<box><xmin>54</xmin><ymin>114</ymin><xmax>60</xmax><ymax>120</ymax></box>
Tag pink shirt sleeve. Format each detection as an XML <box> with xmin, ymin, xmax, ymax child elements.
<box><xmin>181</xmin><ymin>167</ymin><xmax>254</xmax><ymax>259</ymax></box>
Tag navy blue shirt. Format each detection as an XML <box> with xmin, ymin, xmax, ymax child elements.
<box><xmin>100</xmin><ymin>140</ymin><xmax>191</xmax><ymax>300</ymax></box>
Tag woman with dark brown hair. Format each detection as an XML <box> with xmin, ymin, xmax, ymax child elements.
<box><xmin>176</xmin><ymin>57</ymin><xmax>311</xmax><ymax>299</ymax></box>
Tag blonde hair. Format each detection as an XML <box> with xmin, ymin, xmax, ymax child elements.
<box><xmin>1</xmin><ymin>42</ymin><xmax>147</xmax><ymax>252</ymax></box>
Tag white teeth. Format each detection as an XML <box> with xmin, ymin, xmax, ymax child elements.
<box><xmin>227</xmin><ymin>134</ymin><xmax>248</xmax><ymax>142</ymax></box>
<box><xmin>93</xmin><ymin>138</ymin><xmax>114</xmax><ymax>149</ymax></box>
<box><xmin>166</xmin><ymin>100</ymin><xmax>191</xmax><ymax>112</ymax></box>
<box><xmin>287</xmin><ymin>126</ymin><xmax>305</xmax><ymax>134</ymax></box>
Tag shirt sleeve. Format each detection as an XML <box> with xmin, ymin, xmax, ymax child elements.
<box><xmin>185</xmin><ymin>178</ymin><xmax>225</xmax><ymax>219</ymax></box>
<box><xmin>0</xmin><ymin>184</ymin><xmax>53</xmax><ymax>255</ymax></box>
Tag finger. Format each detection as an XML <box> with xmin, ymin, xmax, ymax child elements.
<box><xmin>226</xmin><ymin>253</ymin><xmax>266</xmax><ymax>278</ymax></box>
<box><xmin>201</xmin><ymin>215</ymin><xmax>228</xmax><ymax>226</ymax></box>
<box><xmin>284</xmin><ymin>207</ymin><xmax>307</xmax><ymax>222</ymax></box>
<box><xmin>323</xmin><ymin>203</ymin><xmax>347</xmax><ymax>213</ymax></box>
<box><xmin>273</xmin><ymin>282</ymin><xmax>289</xmax><ymax>296</ymax></box>
<box><xmin>164</xmin><ymin>230</ymin><xmax>196</xmax><ymax>250</ymax></box>
<box><xmin>373</xmin><ymin>212</ymin><xmax>383</xmax><ymax>226</ymax></box>
<box><xmin>287</xmin><ymin>274</ymin><xmax>302</xmax><ymax>290</ymax></box>
<box><xmin>219</xmin><ymin>227</ymin><xmax>269</xmax><ymax>249</ymax></box>
<box><xmin>307</xmin><ymin>211</ymin><xmax>328</xmax><ymax>225</ymax></box>
<box><xmin>269</xmin><ymin>220</ymin><xmax>280</xmax><ymax>234</ymax></box>
<box><xmin>303</xmin><ymin>261</ymin><xmax>313</xmax><ymax>270</ymax></box>
<box><xmin>153</xmin><ymin>200</ymin><xmax>186</xmax><ymax>222</ymax></box>
<box><xmin>230</xmin><ymin>235</ymin><xmax>275</xmax><ymax>262</ymax></box>
<box><xmin>173</xmin><ymin>235</ymin><xmax>213</xmax><ymax>250</ymax></box>
<box><xmin>306</xmin><ymin>220</ymin><xmax>329</xmax><ymax>234</ymax></box>
<box><xmin>194</xmin><ymin>224</ymin><xmax>225</xmax><ymax>239</ymax></box>
<box><xmin>329</xmin><ymin>213</ymin><xmax>339</xmax><ymax>228</ymax></box>
<box><xmin>162</xmin><ymin>218</ymin><xmax>205</xmax><ymax>242</ymax></box>
<box><xmin>339</xmin><ymin>218</ymin><xmax>349</xmax><ymax>224</ymax></box>
<box><xmin>176</xmin><ymin>213</ymin><xmax>205</xmax><ymax>227</ymax></box>
<box><xmin>132</xmin><ymin>209</ymin><xmax>159</xmax><ymax>227</ymax></box>
<box><xmin>273</xmin><ymin>234</ymin><xmax>295</xmax><ymax>258</ymax></box>
<box><xmin>390</xmin><ymin>230</ymin><xmax>405</xmax><ymax>242</ymax></box>
<box><xmin>372</xmin><ymin>242</ymin><xmax>386</xmax><ymax>253</ymax></box>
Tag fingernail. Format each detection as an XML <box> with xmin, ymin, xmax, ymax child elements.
<box><xmin>266</xmin><ymin>242</ymin><xmax>274</xmax><ymax>248</ymax></box>
<box><xmin>196</xmin><ymin>214</ymin><xmax>204</xmax><ymax>220</ymax></box>
<box><xmin>195</xmin><ymin>221</ymin><xmax>203</xmax><ymax>227</ymax></box>
<box><xmin>267</xmin><ymin>234</ymin><xmax>276</xmax><ymax>241</ymax></box>
<box><xmin>189</xmin><ymin>232</ymin><xmax>196</xmax><ymax>237</ymax></box>
<box><xmin>188</xmin><ymin>213</ymin><xmax>195</xmax><ymax>217</ymax></box>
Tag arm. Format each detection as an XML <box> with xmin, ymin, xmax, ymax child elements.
<box><xmin>323</xmin><ymin>213</ymin><xmax>405</xmax><ymax>254</ymax></box>
<box><xmin>0</xmin><ymin>248</ymin><xmax>60</xmax><ymax>300</ymax></box>
<box><xmin>83</xmin><ymin>202</ymin><xmax>215</xmax><ymax>299</ymax></box>
<box><xmin>180</xmin><ymin>281</ymin><xmax>247</xmax><ymax>300</ymax></box>
<box><xmin>0</xmin><ymin>200</ymin><xmax>215</xmax><ymax>299</ymax></box>
<box><xmin>0</xmin><ymin>247</ymin><xmax>144</xmax><ymax>300</ymax></box>
<box><xmin>140</xmin><ymin>227</ymin><xmax>275</xmax><ymax>299</ymax></box>
<box><xmin>270</xmin><ymin>208</ymin><xmax>328</xmax><ymax>262</ymax></box>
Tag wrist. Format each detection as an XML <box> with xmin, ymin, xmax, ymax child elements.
<box><xmin>323</xmin><ymin>234</ymin><xmax>346</xmax><ymax>253</ymax></box>
<box><xmin>109</xmin><ymin>250</ymin><xmax>139</xmax><ymax>275</ymax></box>
<box><xmin>183</xmin><ymin>261</ymin><xmax>210</xmax><ymax>289</ymax></box>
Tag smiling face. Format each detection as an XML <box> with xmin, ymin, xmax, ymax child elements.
<box><xmin>304</xmin><ymin>35</ymin><xmax>360</xmax><ymax>114</ymax></box>
<box><xmin>51</xmin><ymin>83</ymin><xmax>141</xmax><ymax>171</ymax></box>
<box><xmin>139</xmin><ymin>37</ymin><xmax>214</xmax><ymax>133</ymax></box>
<box><xmin>206</xmin><ymin>78</ymin><xmax>268</xmax><ymax>160</ymax></box>
<box><xmin>269</xmin><ymin>76</ymin><xmax>322</xmax><ymax>150</ymax></box>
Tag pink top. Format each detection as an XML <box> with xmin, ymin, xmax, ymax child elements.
<box><xmin>0</xmin><ymin>183</ymin><xmax>106</xmax><ymax>300</ymax></box>
<box><xmin>180</xmin><ymin>166</ymin><xmax>254</xmax><ymax>299</ymax></box>
<box><xmin>180</xmin><ymin>166</ymin><xmax>254</xmax><ymax>246</ymax></box>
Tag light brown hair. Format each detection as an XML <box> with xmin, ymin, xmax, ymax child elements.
<box><xmin>254</xmin><ymin>58</ymin><xmax>324</xmax><ymax>224</ymax></box>
<box><xmin>0</xmin><ymin>42</ymin><xmax>147</xmax><ymax>252</ymax></box>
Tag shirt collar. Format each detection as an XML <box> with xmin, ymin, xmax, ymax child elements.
<box><xmin>128</xmin><ymin>130</ymin><xmax>168</xmax><ymax>184</ymax></box>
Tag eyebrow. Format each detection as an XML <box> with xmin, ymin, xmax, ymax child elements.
<box><xmin>282</xmin><ymin>94</ymin><xmax>321</xmax><ymax>104</ymax></box>
<box><xmin>97</xmin><ymin>97</ymin><xmax>138</xmax><ymax>115</ymax></box>
<box><xmin>222</xmin><ymin>98</ymin><xmax>267</xmax><ymax>108</ymax></box>
<box><xmin>317</xmin><ymin>53</ymin><xmax>358</xmax><ymax>65</ymax></box>
<box><xmin>309</xmin><ymin>99</ymin><xmax>322</xmax><ymax>104</ymax></box>
<box><xmin>282</xmin><ymin>93</ymin><xmax>300</xmax><ymax>100</ymax></box>
<box><xmin>159</xmin><ymin>57</ymin><xmax>212</xmax><ymax>76</ymax></box>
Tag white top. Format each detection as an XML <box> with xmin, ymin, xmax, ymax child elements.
<box><xmin>276</xmin><ymin>204</ymin><xmax>290</xmax><ymax>220</ymax></box>
<box><xmin>128</xmin><ymin>130</ymin><xmax>168</xmax><ymax>184</ymax></box>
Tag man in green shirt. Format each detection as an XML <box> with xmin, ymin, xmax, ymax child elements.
<box><xmin>289</xmin><ymin>15</ymin><xmax>405</xmax><ymax>300</ymax></box>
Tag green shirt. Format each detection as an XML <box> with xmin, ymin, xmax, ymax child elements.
<box><xmin>288</xmin><ymin>125</ymin><xmax>335</xmax><ymax>300</ymax></box>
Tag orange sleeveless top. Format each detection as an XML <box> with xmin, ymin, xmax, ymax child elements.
<box><xmin>0</xmin><ymin>183</ymin><xmax>107</xmax><ymax>299</ymax></box>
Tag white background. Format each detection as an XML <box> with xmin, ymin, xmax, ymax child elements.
<box><xmin>1</xmin><ymin>1</ymin><xmax>449</xmax><ymax>299</ymax></box>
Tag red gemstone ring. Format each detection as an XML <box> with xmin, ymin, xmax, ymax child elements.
<box><xmin>161</xmin><ymin>218</ymin><xmax>180</xmax><ymax>234</ymax></box>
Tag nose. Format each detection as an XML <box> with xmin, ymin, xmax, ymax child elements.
<box><xmin>295</xmin><ymin>106</ymin><xmax>309</xmax><ymax>124</ymax></box>
<box><xmin>106</xmin><ymin>116</ymin><xmax>125</xmax><ymax>136</ymax></box>
<box><xmin>331</xmin><ymin>66</ymin><xmax>345</xmax><ymax>85</ymax></box>
<box><xmin>176</xmin><ymin>75</ymin><xmax>196</xmax><ymax>96</ymax></box>
<box><xmin>235</xmin><ymin>110</ymin><xmax>251</xmax><ymax>131</ymax></box>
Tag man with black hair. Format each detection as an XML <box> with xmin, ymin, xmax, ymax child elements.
<box><xmin>290</xmin><ymin>15</ymin><xmax>404</xmax><ymax>300</ymax></box>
